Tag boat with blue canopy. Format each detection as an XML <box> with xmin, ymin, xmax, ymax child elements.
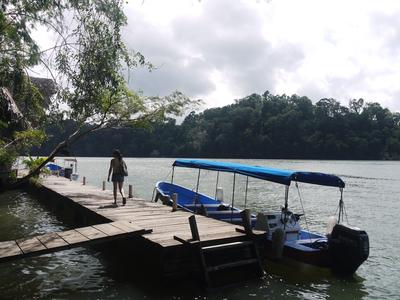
<box><xmin>46</xmin><ymin>158</ymin><xmax>79</xmax><ymax>181</ymax></box>
<box><xmin>155</xmin><ymin>159</ymin><xmax>369</xmax><ymax>275</ymax></box>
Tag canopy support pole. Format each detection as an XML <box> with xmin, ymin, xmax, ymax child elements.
<box><xmin>244</xmin><ymin>176</ymin><xmax>249</xmax><ymax>209</ymax></box>
<box><xmin>283</xmin><ymin>185</ymin><xmax>290</xmax><ymax>230</ymax></box>
<box><xmin>171</xmin><ymin>166</ymin><xmax>175</xmax><ymax>184</ymax></box>
<box><xmin>231</xmin><ymin>173</ymin><xmax>236</xmax><ymax>223</ymax></box>
<box><xmin>194</xmin><ymin>169</ymin><xmax>201</xmax><ymax>213</ymax></box>
<box><xmin>284</xmin><ymin>185</ymin><xmax>289</xmax><ymax>211</ymax></box>
<box><xmin>214</xmin><ymin>171</ymin><xmax>220</xmax><ymax>200</ymax></box>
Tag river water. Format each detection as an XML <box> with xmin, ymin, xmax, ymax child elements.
<box><xmin>0</xmin><ymin>158</ymin><xmax>399</xmax><ymax>299</ymax></box>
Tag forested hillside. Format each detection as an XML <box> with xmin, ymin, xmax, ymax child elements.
<box><xmin>33</xmin><ymin>92</ymin><xmax>400</xmax><ymax>159</ymax></box>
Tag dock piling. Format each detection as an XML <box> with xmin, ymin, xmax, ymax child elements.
<box><xmin>83</xmin><ymin>176</ymin><xmax>86</xmax><ymax>185</ymax></box>
<box><xmin>128</xmin><ymin>185</ymin><xmax>133</xmax><ymax>198</ymax></box>
<box><xmin>241</xmin><ymin>209</ymin><xmax>253</xmax><ymax>236</ymax></box>
<box><xmin>172</xmin><ymin>193</ymin><xmax>178</xmax><ymax>212</ymax></box>
<box><xmin>102</xmin><ymin>181</ymin><xmax>106</xmax><ymax>190</ymax></box>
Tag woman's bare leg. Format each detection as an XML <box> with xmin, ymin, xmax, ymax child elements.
<box><xmin>118</xmin><ymin>181</ymin><xmax>125</xmax><ymax>199</ymax></box>
<box><xmin>113</xmin><ymin>181</ymin><xmax>118</xmax><ymax>204</ymax></box>
<box><xmin>118</xmin><ymin>181</ymin><xmax>126</xmax><ymax>205</ymax></box>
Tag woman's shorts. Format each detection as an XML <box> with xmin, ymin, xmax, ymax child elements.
<box><xmin>111</xmin><ymin>174</ymin><xmax>124</xmax><ymax>182</ymax></box>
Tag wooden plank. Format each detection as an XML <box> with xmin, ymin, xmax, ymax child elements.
<box><xmin>101</xmin><ymin>206</ymin><xmax>172</xmax><ymax>213</ymax></box>
<box><xmin>75</xmin><ymin>226</ymin><xmax>107</xmax><ymax>240</ymax></box>
<box><xmin>207</xmin><ymin>258</ymin><xmax>259</xmax><ymax>272</ymax></box>
<box><xmin>130</xmin><ymin>215</ymin><xmax>235</xmax><ymax>231</ymax></box>
<box><xmin>102</xmin><ymin>207</ymin><xmax>170</xmax><ymax>215</ymax></box>
<box><xmin>38</xmin><ymin>232</ymin><xmax>69</xmax><ymax>249</ymax></box>
<box><xmin>102</xmin><ymin>210</ymin><xmax>175</xmax><ymax>218</ymax></box>
<box><xmin>111</xmin><ymin>211</ymin><xmax>188</xmax><ymax>220</ymax></box>
<box><xmin>92</xmin><ymin>223</ymin><xmax>125</xmax><ymax>236</ymax></box>
<box><xmin>110</xmin><ymin>221</ymin><xmax>144</xmax><ymax>233</ymax></box>
<box><xmin>157</xmin><ymin>231</ymin><xmax>246</xmax><ymax>245</ymax></box>
<box><xmin>17</xmin><ymin>237</ymin><xmax>46</xmax><ymax>254</ymax></box>
<box><xmin>57</xmin><ymin>230</ymin><xmax>89</xmax><ymax>244</ymax></box>
<box><xmin>133</xmin><ymin>220</ymin><xmax>235</xmax><ymax>238</ymax></box>
<box><xmin>148</xmin><ymin>226</ymin><xmax>245</xmax><ymax>243</ymax></box>
<box><xmin>131</xmin><ymin>217</ymin><xmax>191</xmax><ymax>227</ymax></box>
<box><xmin>0</xmin><ymin>241</ymin><xmax>23</xmax><ymax>259</ymax></box>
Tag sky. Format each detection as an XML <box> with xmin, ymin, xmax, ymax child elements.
<box><xmin>118</xmin><ymin>0</ymin><xmax>400</xmax><ymax>112</ymax></box>
<box><xmin>31</xmin><ymin>0</ymin><xmax>400</xmax><ymax>112</ymax></box>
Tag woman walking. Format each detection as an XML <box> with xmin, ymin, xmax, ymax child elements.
<box><xmin>107</xmin><ymin>149</ymin><xmax>127</xmax><ymax>206</ymax></box>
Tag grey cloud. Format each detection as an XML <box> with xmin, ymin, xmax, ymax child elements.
<box><xmin>123</xmin><ymin>0</ymin><xmax>305</xmax><ymax>101</ymax></box>
<box><xmin>122</xmin><ymin>9</ymin><xmax>215</xmax><ymax>96</ymax></box>
<box><xmin>298</xmin><ymin>70</ymin><xmax>400</xmax><ymax>113</ymax></box>
<box><xmin>171</xmin><ymin>0</ymin><xmax>305</xmax><ymax>94</ymax></box>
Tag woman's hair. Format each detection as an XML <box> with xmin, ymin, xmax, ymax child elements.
<box><xmin>112</xmin><ymin>149</ymin><xmax>122</xmax><ymax>160</ymax></box>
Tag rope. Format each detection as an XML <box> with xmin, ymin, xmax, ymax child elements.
<box><xmin>295</xmin><ymin>181</ymin><xmax>312</xmax><ymax>242</ymax></box>
<box><xmin>341</xmin><ymin>188</ymin><xmax>349</xmax><ymax>223</ymax></box>
<box><xmin>336</xmin><ymin>187</ymin><xmax>350</xmax><ymax>224</ymax></box>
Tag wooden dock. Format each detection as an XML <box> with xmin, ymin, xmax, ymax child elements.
<box><xmin>1</xmin><ymin>175</ymin><xmax>267</xmax><ymax>286</ymax></box>
<box><xmin>38</xmin><ymin>176</ymin><xmax>264</xmax><ymax>248</ymax></box>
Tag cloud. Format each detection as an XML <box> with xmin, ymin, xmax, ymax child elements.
<box><xmin>123</xmin><ymin>0</ymin><xmax>307</xmax><ymax>107</ymax></box>
<box><xmin>28</xmin><ymin>0</ymin><xmax>400</xmax><ymax>112</ymax></box>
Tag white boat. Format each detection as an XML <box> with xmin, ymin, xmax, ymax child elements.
<box><xmin>46</xmin><ymin>158</ymin><xmax>79</xmax><ymax>180</ymax></box>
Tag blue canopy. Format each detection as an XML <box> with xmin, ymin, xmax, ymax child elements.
<box><xmin>173</xmin><ymin>159</ymin><xmax>345</xmax><ymax>188</ymax></box>
<box><xmin>46</xmin><ymin>163</ymin><xmax>63</xmax><ymax>171</ymax></box>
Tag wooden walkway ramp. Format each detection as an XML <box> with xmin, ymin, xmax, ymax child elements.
<box><xmin>0</xmin><ymin>220</ymin><xmax>152</xmax><ymax>262</ymax></box>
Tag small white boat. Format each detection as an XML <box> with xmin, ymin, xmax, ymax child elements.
<box><xmin>46</xmin><ymin>158</ymin><xmax>79</xmax><ymax>180</ymax></box>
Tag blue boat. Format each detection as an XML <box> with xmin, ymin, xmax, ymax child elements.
<box><xmin>155</xmin><ymin>159</ymin><xmax>369</xmax><ymax>275</ymax></box>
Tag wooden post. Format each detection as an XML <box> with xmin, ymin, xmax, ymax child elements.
<box><xmin>128</xmin><ymin>185</ymin><xmax>133</xmax><ymax>198</ymax></box>
<box><xmin>102</xmin><ymin>181</ymin><xmax>106</xmax><ymax>190</ymax></box>
<box><xmin>189</xmin><ymin>215</ymin><xmax>200</xmax><ymax>241</ymax></box>
<box><xmin>83</xmin><ymin>176</ymin><xmax>86</xmax><ymax>185</ymax></box>
<box><xmin>199</xmin><ymin>204</ymin><xmax>208</xmax><ymax>216</ymax></box>
<box><xmin>272</xmin><ymin>228</ymin><xmax>285</xmax><ymax>259</ymax></box>
<box><xmin>172</xmin><ymin>193</ymin><xmax>178</xmax><ymax>212</ymax></box>
<box><xmin>240</xmin><ymin>209</ymin><xmax>253</xmax><ymax>236</ymax></box>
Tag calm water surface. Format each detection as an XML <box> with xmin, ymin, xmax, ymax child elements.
<box><xmin>0</xmin><ymin>158</ymin><xmax>399</xmax><ymax>299</ymax></box>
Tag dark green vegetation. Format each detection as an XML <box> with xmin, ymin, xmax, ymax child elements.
<box><xmin>33</xmin><ymin>92</ymin><xmax>400</xmax><ymax>160</ymax></box>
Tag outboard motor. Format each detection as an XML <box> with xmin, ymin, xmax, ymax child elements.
<box><xmin>328</xmin><ymin>223</ymin><xmax>369</xmax><ymax>275</ymax></box>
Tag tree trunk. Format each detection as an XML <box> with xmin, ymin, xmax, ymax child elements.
<box><xmin>6</xmin><ymin>123</ymin><xmax>102</xmax><ymax>190</ymax></box>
